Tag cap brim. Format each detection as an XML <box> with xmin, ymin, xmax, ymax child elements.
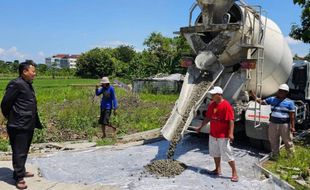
<box><xmin>278</xmin><ymin>88</ymin><xmax>289</xmax><ymax>91</ymax></box>
<box><xmin>208</xmin><ymin>90</ymin><xmax>217</xmax><ymax>94</ymax></box>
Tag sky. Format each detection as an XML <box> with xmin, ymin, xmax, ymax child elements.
<box><xmin>0</xmin><ymin>0</ymin><xmax>309</xmax><ymax>63</ymax></box>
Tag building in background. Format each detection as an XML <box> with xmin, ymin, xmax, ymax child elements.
<box><xmin>45</xmin><ymin>54</ymin><xmax>80</xmax><ymax>69</ymax></box>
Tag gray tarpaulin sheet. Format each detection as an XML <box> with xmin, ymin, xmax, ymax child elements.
<box><xmin>30</xmin><ymin>135</ymin><xmax>282</xmax><ymax>190</ymax></box>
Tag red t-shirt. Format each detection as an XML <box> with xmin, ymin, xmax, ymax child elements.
<box><xmin>205</xmin><ymin>99</ymin><xmax>234</xmax><ymax>138</ymax></box>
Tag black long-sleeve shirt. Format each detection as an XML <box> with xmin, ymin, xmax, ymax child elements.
<box><xmin>1</xmin><ymin>77</ymin><xmax>42</xmax><ymax>130</ymax></box>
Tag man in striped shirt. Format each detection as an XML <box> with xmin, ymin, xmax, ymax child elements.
<box><xmin>251</xmin><ymin>84</ymin><xmax>295</xmax><ymax>159</ymax></box>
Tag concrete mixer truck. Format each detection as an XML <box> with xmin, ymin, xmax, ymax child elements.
<box><xmin>161</xmin><ymin>0</ymin><xmax>310</xmax><ymax>149</ymax></box>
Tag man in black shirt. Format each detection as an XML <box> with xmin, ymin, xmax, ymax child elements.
<box><xmin>1</xmin><ymin>60</ymin><xmax>42</xmax><ymax>189</ymax></box>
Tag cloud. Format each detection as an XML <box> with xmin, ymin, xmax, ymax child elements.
<box><xmin>33</xmin><ymin>51</ymin><xmax>46</xmax><ymax>63</ymax></box>
<box><xmin>38</xmin><ymin>51</ymin><xmax>44</xmax><ymax>56</ymax></box>
<box><xmin>0</xmin><ymin>46</ymin><xmax>28</xmax><ymax>61</ymax></box>
<box><xmin>0</xmin><ymin>48</ymin><xmax>5</xmax><ymax>55</ymax></box>
<box><xmin>285</xmin><ymin>36</ymin><xmax>302</xmax><ymax>45</ymax></box>
<box><xmin>285</xmin><ymin>36</ymin><xmax>310</xmax><ymax>57</ymax></box>
<box><xmin>135</xmin><ymin>48</ymin><xmax>143</xmax><ymax>52</ymax></box>
<box><xmin>91</xmin><ymin>40</ymin><xmax>132</xmax><ymax>49</ymax></box>
<box><xmin>290</xmin><ymin>47</ymin><xmax>309</xmax><ymax>57</ymax></box>
<box><xmin>90</xmin><ymin>40</ymin><xmax>145</xmax><ymax>53</ymax></box>
<box><xmin>37</xmin><ymin>51</ymin><xmax>45</xmax><ymax>57</ymax></box>
<box><xmin>0</xmin><ymin>47</ymin><xmax>47</xmax><ymax>63</ymax></box>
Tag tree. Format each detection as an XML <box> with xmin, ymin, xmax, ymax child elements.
<box><xmin>36</xmin><ymin>64</ymin><xmax>48</xmax><ymax>74</ymax></box>
<box><xmin>128</xmin><ymin>51</ymin><xmax>158</xmax><ymax>79</ymax></box>
<box><xmin>143</xmin><ymin>32</ymin><xmax>190</xmax><ymax>75</ymax></box>
<box><xmin>171</xmin><ymin>35</ymin><xmax>193</xmax><ymax>74</ymax></box>
<box><xmin>114</xmin><ymin>45</ymin><xmax>136</xmax><ymax>63</ymax></box>
<box><xmin>76</xmin><ymin>48</ymin><xmax>115</xmax><ymax>78</ymax></box>
<box><xmin>304</xmin><ymin>52</ymin><xmax>310</xmax><ymax>61</ymax></box>
<box><xmin>75</xmin><ymin>33</ymin><xmax>192</xmax><ymax>79</ymax></box>
<box><xmin>143</xmin><ymin>32</ymin><xmax>173</xmax><ymax>73</ymax></box>
<box><xmin>113</xmin><ymin>45</ymin><xmax>137</xmax><ymax>78</ymax></box>
<box><xmin>290</xmin><ymin>0</ymin><xmax>310</xmax><ymax>43</ymax></box>
<box><xmin>113</xmin><ymin>59</ymin><xmax>129</xmax><ymax>78</ymax></box>
<box><xmin>9</xmin><ymin>60</ymin><xmax>19</xmax><ymax>73</ymax></box>
<box><xmin>50</xmin><ymin>62</ymin><xmax>58</xmax><ymax>79</ymax></box>
<box><xmin>0</xmin><ymin>60</ymin><xmax>9</xmax><ymax>73</ymax></box>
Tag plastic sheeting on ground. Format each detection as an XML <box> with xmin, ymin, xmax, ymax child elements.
<box><xmin>30</xmin><ymin>135</ymin><xmax>282</xmax><ymax>190</ymax></box>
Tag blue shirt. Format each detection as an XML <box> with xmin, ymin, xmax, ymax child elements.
<box><xmin>264</xmin><ymin>97</ymin><xmax>295</xmax><ymax>124</ymax></box>
<box><xmin>95</xmin><ymin>86</ymin><xmax>118</xmax><ymax>110</ymax></box>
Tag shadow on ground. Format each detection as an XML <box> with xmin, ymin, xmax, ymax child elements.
<box><xmin>0</xmin><ymin>167</ymin><xmax>15</xmax><ymax>186</ymax></box>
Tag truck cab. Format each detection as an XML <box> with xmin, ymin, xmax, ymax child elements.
<box><xmin>288</xmin><ymin>60</ymin><xmax>310</xmax><ymax>127</ymax></box>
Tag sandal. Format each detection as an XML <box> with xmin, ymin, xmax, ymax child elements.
<box><xmin>24</xmin><ymin>172</ymin><xmax>34</xmax><ymax>178</ymax></box>
<box><xmin>16</xmin><ymin>180</ymin><xmax>27</xmax><ymax>189</ymax></box>
<box><xmin>231</xmin><ymin>176</ymin><xmax>239</xmax><ymax>182</ymax></box>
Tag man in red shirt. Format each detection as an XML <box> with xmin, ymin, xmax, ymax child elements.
<box><xmin>196</xmin><ymin>86</ymin><xmax>238</xmax><ymax>182</ymax></box>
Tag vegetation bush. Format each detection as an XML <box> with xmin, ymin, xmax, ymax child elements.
<box><xmin>0</xmin><ymin>138</ymin><xmax>9</xmax><ymax>152</ymax></box>
<box><xmin>264</xmin><ymin>137</ymin><xmax>310</xmax><ymax>190</ymax></box>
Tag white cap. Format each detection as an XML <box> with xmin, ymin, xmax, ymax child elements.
<box><xmin>100</xmin><ymin>77</ymin><xmax>110</xmax><ymax>84</ymax></box>
<box><xmin>278</xmin><ymin>84</ymin><xmax>289</xmax><ymax>92</ymax></box>
<box><xmin>208</xmin><ymin>86</ymin><xmax>223</xmax><ymax>94</ymax></box>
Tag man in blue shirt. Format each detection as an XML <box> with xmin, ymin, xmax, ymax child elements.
<box><xmin>95</xmin><ymin>77</ymin><xmax>118</xmax><ymax>138</ymax></box>
<box><xmin>251</xmin><ymin>84</ymin><xmax>295</xmax><ymax>159</ymax></box>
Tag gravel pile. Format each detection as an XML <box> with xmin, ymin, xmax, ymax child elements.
<box><xmin>144</xmin><ymin>159</ymin><xmax>187</xmax><ymax>177</ymax></box>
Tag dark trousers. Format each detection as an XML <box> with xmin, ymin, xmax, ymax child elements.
<box><xmin>7</xmin><ymin>127</ymin><xmax>34</xmax><ymax>181</ymax></box>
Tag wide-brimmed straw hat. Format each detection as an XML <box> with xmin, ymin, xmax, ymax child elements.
<box><xmin>100</xmin><ymin>77</ymin><xmax>110</xmax><ymax>84</ymax></box>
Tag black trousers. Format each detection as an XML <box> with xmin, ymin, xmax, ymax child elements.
<box><xmin>7</xmin><ymin>127</ymin><xmax>34</xmax><ymax>181</ymax></box>
<box><xmin>98</xmin><ymin>109</ymin><xmax>112</xmax><ymax>125</ymax></box>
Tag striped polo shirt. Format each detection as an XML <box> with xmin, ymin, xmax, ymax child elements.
<box><xmin>264</xmin><ymin>97</ymin><xmax>295</xmax><ymax>124</ymax></box>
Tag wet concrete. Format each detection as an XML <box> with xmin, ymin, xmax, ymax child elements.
<box><xmin>144</xmin><ymin>159</ymin><xmax>187</xmax><ymax>177</ymax></box>
<box><xmin>28</xmin><ymin>135</ymin><xmax>279</xmax><ymax>190</ymax></box>
<box><xmin>167</xmin><ymin>80</ymin><xmax>212</xmax><ymax>159</ymax></box>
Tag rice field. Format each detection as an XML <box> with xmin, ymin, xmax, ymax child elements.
<box><xmin>0</xmin><ymin>78</ymin><xmax>178</xmax><ymax>146</ymax></box>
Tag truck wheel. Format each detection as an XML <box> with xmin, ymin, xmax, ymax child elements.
<box><xmin>249</xmin><ymin>138</ymin><xmax>264</xmax><ymax>150</ymax></box>
<box><xmin>249</xmin><ymin>138</ymin><xmax>271</xmax><ymax>151</ymax></box>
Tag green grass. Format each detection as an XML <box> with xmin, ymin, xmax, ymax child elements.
<box><xmin>96</xmin><ymin>138</ymin><xmax>117</xmax><ymax>146</ymax></box>
<box><xmin>111</xmin><ymin>92</ymin><xmax>178</xmax><ymax>134</ymax></box>
<box><xmin>0</xmin><ymin>78</ymin><xmax>178</xmax><ymax>144</ymax></box>
<box><xmin>0</xmin><ymin>138</ymin><xmax>9</xmax><ymax>152</ymax></box>
<box><xmin>263</xmin><ymin>144</ymin><xmax>310</xmax><ymax>190</ymax></box>
<box><xmin>140</xmin><ymin>93</ymin><xmax>179</xmax><ymax>103</ymax></box>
